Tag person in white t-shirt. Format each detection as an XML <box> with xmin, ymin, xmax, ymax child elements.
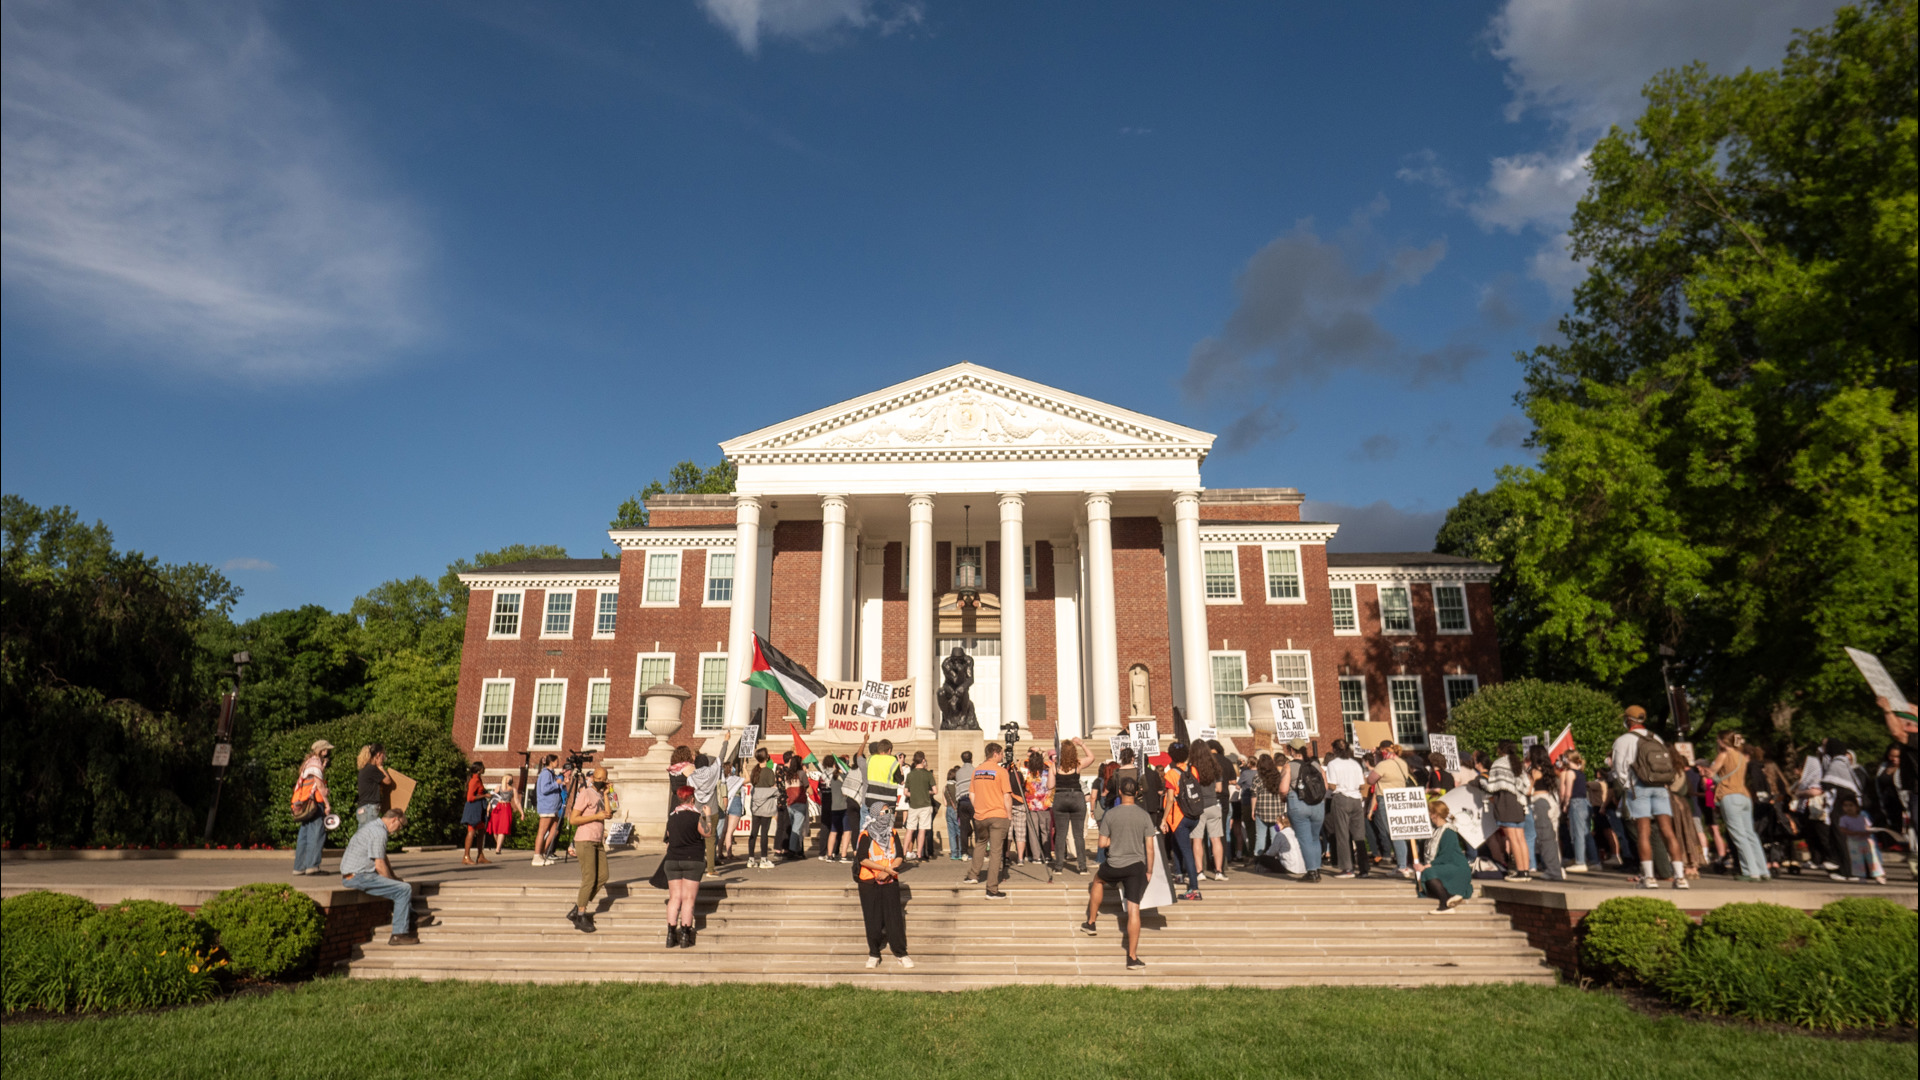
<box><xmin>1322</xmin><ymin>740</ymin><xmax>1368</xmax><ymax>878</ymax></box>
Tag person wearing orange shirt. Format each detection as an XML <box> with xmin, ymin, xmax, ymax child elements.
<box><xmin>963</xmin><ymin>742</ymin><xmax>1015</xmax><ymax>898</ymax></box>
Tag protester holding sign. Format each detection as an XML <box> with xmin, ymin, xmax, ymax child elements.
<box><xmin>1365</xmin><ymin>743</ymin><xmax>1418</xmax><ymax>878</ymax></box>
<box><xmin>1417</xmin><ymin>801</ymin><xmax>1473</xmax><ymax>914</ymax></box>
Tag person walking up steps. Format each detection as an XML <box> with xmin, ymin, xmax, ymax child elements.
<box><xmin>1081</xmin><ymin>775</ymin><xmax>1155</xmax><ymax>971</ymax></box>
<box><xmin>565</xmin><ymin>767</ymin><xmax>615</xmax><ymax>931</ymax></box>
<box><xmin>856</xmin><ymin>806</ymin><xmax>913</xmax><ymax>968</ymax></box>
<box><xmin>965</xmin><ymin>742</ymin><xmax>1015</xmax><ymax>898</ymax></box>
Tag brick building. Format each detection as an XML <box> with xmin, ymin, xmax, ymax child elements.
<box><xmin>450</xmin><ymin>364</ymin><xmax>1500</xmax><ymax>784</ymax></box>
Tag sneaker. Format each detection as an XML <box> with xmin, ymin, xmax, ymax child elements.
<box><xmin>1397</xmin><ymin>868</ymin><xmax>1416</xmax><ymax>879</ymax></box>
<box><xmin>865</xmin><ymin>956</ymin><xmax>881</xmax><ymax>969</ymax></box>
<box><xmin>1212</xmin><ymin>872</ymin><xmax>1229</xmax><ymax>881</ymax></box>
<box><xmin>1333</xmin><ymin>872</ymin><xmax>1356</xmax><ymax>880</ymax></box>
<box><xmin>1431</xmin><ymin>906</ymin><xmax>1456</xmax><ymax>915</ymax></box>
<box><xmin>566</xmin><ymin>908</ymin><xmax>582</xmax><ymax>930</ymax></box>
<box><xmin>1125</xmin><ymin>957</ymin><xmax>1146</xmax><ymax>971</ymax></box>
<box><xmin>1078</xmin><ymin>921</ymin><xmax>1099</xmax><ymax>936</ymax></box>
<box><xmin>985</xmin><ymin>889</ymin><xmax>1008</xmax><ymax>900</ymax></box>
<box><xmin>1820</xmin><ymin>861</ymin><xmax>1838</xmax><ymax>871</ymax></box>
<box><xmin>1829</xmin><ymin>873</ymin><xmax>1850</xmax><ymax>882</ymax></box>
<box><xmin>1505</xmin><ymin>872</ymin><xmax>1531</xmax><ymax>882</ymax></box>
<box><xmin>897</xmin><ymin>956</ymin><xmax>915</xmax><ymax>969</ymax></box>
<box><xmin>1183</xmin><ymin>890</ymin><xmax>1202</xmax><ymax>901</ymax></box>
<box><xmin>388</xmin><ymin>933</ymin><xmax>419</xmax><ymax>946</ymax></box>
<box><xmin>1445</xmin><ymin>894</ymin><xmax>1466</xmax><ymax>909</ymax></box>
<box><xmin>1673</xmin><ymin>876</ymin><xmax>1690</xmax><ymax>890</ymax></box>
<box><xmin>1568</xmin><ymin>863</ymin><xmax>1590</xmax><ymax>873</ymax></box>
<box><xmin>1303</xmin><ymin>871</ymin><xmax>1321</xmax><ymax>883</ymax></box>
<box><xmin>961</xmin><ymin>875</ymin><xmax>981</xmax><ymax>885</ymax></box>
<box><xmin>1639</xmin><ymin>877</ymin><xmax>1662</xmax><ymax>889</ymax></box>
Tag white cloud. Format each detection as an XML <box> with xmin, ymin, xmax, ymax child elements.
<box><xmin>1</xmin><ymin>0</ymin><xmax>427</xmax><ymax>381</ymax></box>
<box><xmin>1471</xmin><ymin>0</ymin><xmax>1842</xmax><ymax>290</ymax></box>
<box><xmin>222</xmin><ymin>557</ymin><xmax>277</xmax><ymax>572</ymax></box>
<box><xmin>698</xmin><ymin>0</ymin><xmax>923</xmax><ymax>55</ymax></box>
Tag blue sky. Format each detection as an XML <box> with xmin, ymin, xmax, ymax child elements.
<box><xmin>1</xmin><ymin>0</ymin><xmax>1841</xmax><ymax>618</ymax></box>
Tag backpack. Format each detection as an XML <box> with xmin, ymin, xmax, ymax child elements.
<box><xmin>1630</xmin><ymin>734</ymin><xmax>1677</xmax><ymax>786</ymax></box>
<box><xmin>1174</xmin><ymin>767</ymin><xmax>1202</xmax><ymax>818</ymax></box>
<box><xmin>290</xmin><ymin>775</ymin><xmax>325</xmax><ymax>824</ymax></box>
<box><xmin>1291</xmin><ymin>760</ymin><xmax>1326</xmax><ymax>806</ymax></box>
<box><xmin>1745</xmin><ymin>757</ymin><xmax>1771</xmax><ymax>803</ymax></box>
<box><xmin>1134</xmin><ymin>771</ymin><xmax>1164</xmax><ymax>821</ymax></box>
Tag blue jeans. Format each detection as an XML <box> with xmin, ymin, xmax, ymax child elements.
<box><xmin>786</xmin><ymin>805</ymin><xmax>808</xmax><ymax>855</ymax></box>
<box><xmin>1719</xmin><ymin>793</ymin><xmax>1769</xmax><ymax>878</ymax></box>
<box><xmin>344</xmin><ymin>870</ymin><xmax>412</xmax><ymax>935</ymax></box>
<box><xmin>1521</xmin><ymin>809</ymin><xmax>1538</xmax><ymax>867</ymax></box>
<box><xmin>1255</xmin><ymin>820</ymin><xmax>1278</xmax><ymax>856</ymax></box>
<box><xmin>1172</xmin><ymin>817</ymin><xmax>1199</xmax><ymax>883</ymax></box>
<box><xmin>1287</xmin><ymin>795</ymin><xmax>1325</xmax><ymax>872</ymax></box>
<box><xmin>945</xmin><ymin>806</ymin><xmax>963</xmax><ymax>858</ymax></box>
<box><xmin>293</xmin><ymin>817</ymin><xmax>326</xmax><ymax>872</ymax></box>
<box><xmin>1369</xmin><ymin>800</ymin><xmax>1411</xmax><ymax>868</ymax></box>
<box><xmin>1566</xmin><ymin>797</ymin><xmax>1593</xmax><ymax>865</ymax></box>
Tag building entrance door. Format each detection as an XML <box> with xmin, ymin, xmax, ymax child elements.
<box><xmin>937</xmin><ymin>637</ymin><xmax>999</xmax><ymax>731</ymax></box>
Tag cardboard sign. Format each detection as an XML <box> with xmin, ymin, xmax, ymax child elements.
<box><xmin>1139</xmin><ymin>844</ymin><xmax>1175</xmax><ymax>910</ymax></box>
<box><xmin>1673</xmin><ymin>742</ymin><xmax>1695</xmax><ymax>766</ymax></box>
<box><xmin>1438</xmin><ymin>785</ymin><xmax>1488</xmax><ymax>847</ymax></box>
<box><xmin>1269</xmin><ymin>696</ymin><xmax>1312</xmax><ymax>741</ymax></box>
<box><xmin>815</xmin><ymin>679</ymin><xmax>915</xmax><ymax>738</ymax></box>
<box><xmin>1129</xmin><ymin>721</ymin><xmax>1160</xmax><ymax>757</ymax></box>
<box><xmin>1428</xmin><ymin>734</ymin><xmax>1460</xmax><ymax>773</ymax></box>
<box><xmin>737</xmin><ymin>725</ymin><xmax>760</xmax><ymax>760</ymax></box>
<box><xmin>1381</xmin><ymin>787</ymin><xmax>1434</xmax><ymax>840</ymax></box>
<box><xmin>386</xmin><ymin>769</ymin><xmax>417</xmax><ymax>812</ymax></box>
<box><xmin>1352</xmin><ymin>720</ymin><xmax>1392</xmax><ymax>753</ymax></box>
<box><xmin>1846</xmin><ymin>646</ymin><xmax>1914</xmax><ymax>712</ymax></box>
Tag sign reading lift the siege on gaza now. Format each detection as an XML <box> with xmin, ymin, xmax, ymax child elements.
<box><xmin>818</xmin><ymin>679</ymin><xmax>916</xmax><ymax>737</ymax></box>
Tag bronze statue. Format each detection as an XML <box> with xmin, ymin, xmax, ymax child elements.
<box><xmin>937</xmin><ymin>647</ymin><xmax>978</xmax><ymax>730</ymax></box>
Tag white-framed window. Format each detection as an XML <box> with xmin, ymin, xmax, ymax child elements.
<box><xmin>1388</xmin><ymin>676</ymin><xmax>1427</xmax><ymax>745</ymax></box>
<box><xmin>542</xmin><ymin>591</ymin><xmax>573</xmax><ymax>638</ymax></box>
<box><xmin>696</xmin><ymin>654</ymin><xmax>729</xmax><ymax>731</ymax></box>
<box><xmin>629</xmin><ymin>653</ymin><xmax>675</xmax><ymax>734</ymax></box>
<box><xmin>1379</xmin><ymin>585</ymin><xmax>1414</xmax><ymax>633</ymax></box>
<box><xmin>705</xmin><ymin>551</ymin><xmax>735</xmax><ymax>605</ymax></box>
<box><xmin>1434</xmin><ymin>584</ymin><xmax>1470</xmax><ymax>633</ymax></box>
<box><xmin>1263</xmin><ymin>547</ymin><xmax>1303</xmax><ymax>602</ymax></box>
<box><xmin>530</xmin><ymin>679</ymin><xmax>566</xmax><ymax>749</ymax></box>
<box><xmin>1330</xmin><ymin>586</ymin><xmax>1359</xmax><ymax>634</ymax></box>
<box><xmin>643</xmin><ymin>552</ymin><xmax>680</xmax><ymax>605</ymax></box>
<box><xmin>1338</xmin><ymin>676</ymin><xmax>1367</xmax><ymax>744</ymax></box>
<box><xmin>1024</xmin><ymin>543</ymin><xmax>1035</xmax><ymax>592</ymax></box>
<box><xmin>489</xmin><ymin>592</ymin><xmax>522</xmax><ymax>639</ymax></box>
<box><xmin>1203</xmin><ymin>549</ymin><xmax>1239</xmax><ymax>602</ymax></box>
<box><xmin>476</xmin><ymin>679</ymin><xmax>513</xmax><ymax>749</ymax></box>
<box><xmin>584</xmin><ymin>679</ymin><xmax>611</xmax><ymax>748</ymax></box>
<box><xmin>1444</xmin><ymin>675</ymin><xmax>1480</xmax><ymax>714</ymax></box>
<box><xmin>1209</xmin><ymin>651</ymin><xmax>1248</xmax><ymax>730</ymax></box>
<box><xmin>953</xmin><ymin>545</ymin><xmax>982</xmax><ymax>590</ymax></box>
<box><xmin>594</xmin><ymin>590</ymin><xmax>618</xmax><ymax>636</ymax></box>
<box><xmin>1269</xmin><ymin>650</ymin><xmax>1316</xmax><ymax>726</ymax></box>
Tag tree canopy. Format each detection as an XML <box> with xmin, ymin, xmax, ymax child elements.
<box><xmin>610</xmin><ymin>459</ymin><xmax>736</xmax><ymax>529</ymax></box>
<box><xmin>1445</xmin><ymin>0</ymin><xmax>1917</xmax><ymax>750</ymax></box>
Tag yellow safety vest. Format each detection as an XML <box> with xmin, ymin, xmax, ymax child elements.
<box><xmin>867</xmin><ymin>754</ymin><xmax>898</xmax><ymax>785</ymax></box>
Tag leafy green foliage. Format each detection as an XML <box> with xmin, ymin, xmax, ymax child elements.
<box><xmin>1815</xmin><ymin>896</ymin><xmax>1920</xmax><ymax>943</ymax></box>
<box><xmin>198</xmin><ymin>884</ymin><xmax>323</xmax><ymax>979</ymax></box>
<box><xmin>611</xmin><ymin>459</ymin><xmax>736</xmax><ymax>528</ymax></box>
<box><xmin>1452</xmin><ymin>1</ymin><xmax>1918</xmax><ymax>749</ymax></box>
<box><xmin>1441</xmin><ymin>678</ymin><xmax>1622</xmax><ymax>765</ymax></box>
<box><xmin>81</xmin><ymin>900</ymin><xmax>213</xmax><ymax>959</ymax></box>
<box><xmin>259</xmin><ymin>714</ymin><xmax>468</xmax><ymax>847</ymax></box>
<box><xmin>1579</xmin><ymin>896</ymin><xmax>1691</xmax><ymax>985</ymax></box>
<box><xmin>1661</xmin><ymin>924</ymin><xmax>1919</xmax><ymax>1030</ymax></box>
<box><xmin>1</xmin><ymin>923</ymin><xmax>222</xmax><ymax>1014</ymax></box>
<box><xmin>0</xmin><ymin>892</ymin><xmax>98</xmax><ymax>938</ymax></box>
<box><xmin>1694</xmin><ymin>902</ymin><xmax>1827</xmax><ymax>953</ymax></box>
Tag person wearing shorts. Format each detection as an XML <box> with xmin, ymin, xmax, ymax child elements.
<box><xmin>662</xmin><ymin>784</ymin><xmax>709</xmax><ymax>948</ymax></box>
<box><xmin>1081</xmin><ymin>775</ymin><xmax>1156</xmax><ymax>970</ymax></box>
<box><xmin>904</xmin><ymin>752</ymin><xmax>936</xmax><ymax>860</ymax></box>
<box><xmin>1610</xmin><ymin>707</ymin><xmax>1690</xmax><ymax>890</ymax></box>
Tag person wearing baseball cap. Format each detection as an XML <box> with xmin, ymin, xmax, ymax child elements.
<box><xmin>291</xmin><ymin>741</ymin><xmax>334</xmax><ymax>876</ymax></box>
<box><xmin>1608</xmin><ymin>706</ymin><xmax>1689</xmax><ymax>889</ymax></box>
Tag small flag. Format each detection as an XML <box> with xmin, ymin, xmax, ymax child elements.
<box><xmin>788</xmin><ymin>723</ymin><xmax>817</xmax><ymax>765</ymax></box>
<box><xmin>744</xmin><ymin>633</ymin><xmax>827</xmax><ymax>727</ymax></box>
<box><xmin>1547</xmin><ymin>725</ymin><xmax>1576</xmax><ymax>763</ymax></box>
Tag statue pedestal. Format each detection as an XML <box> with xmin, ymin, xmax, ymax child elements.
<box><xmin>937</xmin><ymin>729</ymin><xmax>987</xmax><ymax>792</ymax></box>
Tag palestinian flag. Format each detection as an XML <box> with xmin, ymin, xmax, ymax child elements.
<box><xmin>789</xmin><ymin>723</ymin><xmax>817</xmax><ymax>765</ymax></box>
<box><xmin>745</xmin><ymin>633</ymin><xmax>826</xmax><ymax>727</ymax></box>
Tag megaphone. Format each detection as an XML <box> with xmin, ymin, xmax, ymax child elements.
<box><xmin>323</xmin><ymin>813</ymin><xmax>342</xmax><ymax>830</ymax></box>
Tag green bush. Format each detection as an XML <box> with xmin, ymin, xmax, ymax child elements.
<box><xmin>1442</xmin><ymin>679</ymin><xmax>1622</xmax><ymax>766</ymax></box>
<box><xmin>1815</xmin><ymin>896</ymin><xmax>1919</xmax><ymax>944</ymax></box>
<box><xmin>1</xmin><ymin>891</ymin><xmax>99</xmax><ymax>941</ymax></box>
<box><xmin>80</xmin><ymin>900</ymin><xmax>213</xmax><ymax>959</ymax></box>
<box><xmin>199</xmin><ymin>883</ymin><xmax>324</xmax><ymax>979</ymax></box>
<box><xmin>260</xmin><ymin>713</ymin><xmax>468</xmax><ymax>847</ymax></box>
<box><xmin>1580</xmin><ymin>896</ymin><xmax>1691</xmax><ymax>985</ymax></box>
<box><xmin>1</xmin><ymin>923</ymin><xmax>222</xmax><ymax>1014</ymax></box>
<box><xmin>1694</xmin><ymin>902</ymin><xmax>1827</xmax><ymax>953</ymax></box>
<box><xmin>1661</xmin><ymin>932</ymin><xmax>1919</xmax><ymax>1031</ymax></box>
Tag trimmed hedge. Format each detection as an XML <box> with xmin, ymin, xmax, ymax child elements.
<box><xmin>260</xmin><ymin>713</ymin><xmax>468</xmax><ymax>847</ymax></box>
<box><xmin>81</xmin><ymin>899</ymin><xmax>214</xmax><ymax>959</ymax></box>
<box><xmin>1579</xmin><ymin>896</ymin><xmax>1691</xmax><ymax>986</ymax></box>
<box><xmin>1816</xmin><ymin>896</ymin><xmax>1918</xmax><ymax>943</ymax></box>
<box><xmin>1693</xmin><ymin>902</ymin><xmax>1826</xmax><ymax>953</ymax></box>
<box><xmin>1661</xmin><ymin>931</ymin><xmax>1919</xmax><ymax>1031</ymax></box>
<box><xmin>199</xmin><ymin>883</ymin><xmax>323</xmax><ymax>978</ymax></box>
<box><xmin>1</xmin><ymin>890</ymin><xmax>99</xmax><ymax>938</ymax></box>
<box><xmin>0</xmin><ymin>894</ymin><xmax>225</xmax><ymax>1014</ymax></box>
<box><xmin>1443</xmin><ymin>679</ymin><xmax>1622</xmax><ymax>767</ymax></box>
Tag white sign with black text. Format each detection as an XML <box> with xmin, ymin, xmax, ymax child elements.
<box><xmin>856</xmin><ymin>680</ymin><xmax>892</xmax><ymax>722</ymax></box>
<box><xmin>1382</xmin><ymin>787</ymin><xmax>1435</xmax><ymax>841</ymax></box>
<box><xmin>1129</xmin><ymin>721</ymin><xmax>1160</xmax><ymax>757</ymax></box>
<box><xmin>1269</xmin><ymin>696</ymin><xmax>1312</xmax><ymax>741</ymax></box>
<box><xmin>1428</xmin><ymin>734</ymin><xmax>1460</xmax><ymax>773</ymax></box>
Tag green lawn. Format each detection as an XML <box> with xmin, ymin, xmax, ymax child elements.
<box><xmin>2</xmin><ymin>979</ymin><xmax>1912</xmax><ymax>1079</ymax></box>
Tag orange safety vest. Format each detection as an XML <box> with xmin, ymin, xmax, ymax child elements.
<box><xmin>858</xmin><ymin>834</ymin><xmax>901</xmax><ymax>882</ymax></box>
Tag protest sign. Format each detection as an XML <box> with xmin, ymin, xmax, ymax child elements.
<box><xmin>1353</xmin><ymin>720</ymin><xmax>1391</xmax><ymax>753</ymax></box>
<box><xmin>1438</xmin><ymin>785</ymin><xmax>1487</xmax><ymax>847</ymax></box>
<box><xmin>1269</xmin><ymin>696</ymin><xmax>1313</xmax><ymax>742</ymax></box>
<box><xmin>1139</xmin><ymin>847</ymin><xmax>1175</xmax><ymax>910</ymax></box>
<box><xmin>737</xmin><ymin>724</ymin><xmax>760</xmax><ymax>760</ymax></box>
<box><xmin>1109</xmin><ymin>733</ymin><xmax>1131</xmax><ymax>762</ymax></box>
<box><xmin>1845</xmin><ymin>647</ymin><xmax>1913</xmax><ymax>712</ymax></box>
<box><xmin>1381</xmin><ymin>787</ymin><xmax>1434</xmax><ymax>840</ymax></box>
<box><xmin>1673</xmin><ymin>742</ymin><xmax>1695</xmax><ymax>766</ymax></box>
<box><xmin>1129</xmin><ymin>720</ymin><xmax>1160</xmax><ymax>757</ymax></box>
<box><xmin>1195</xmin><ymin>725</ymin><xmax>1218</xmax><ymax>744</ymax></box>
<box><xmin>813</xmin><ymin>679</ymin><xmax>915</xmax><ymax>739</ymax></box>
<box><xmin>1521</xmin><ymin>735</ymin><xmax>1539</xmax><ymax>752</ymax></box>
<box><xmin>386</xmin><ymin>769</ymin><xmax>416</xmax><ymax>812</ymax></box>
<box><xmin>1428</xmin><ymin>734</ymin><xmax>1460</xmax><ymax>772</ymax></box>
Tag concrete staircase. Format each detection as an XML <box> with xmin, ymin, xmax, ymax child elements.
<box><xmin>344</xmin><ymin>871</ymin><xmax>1555</xmax><ymax>989</ymax></box>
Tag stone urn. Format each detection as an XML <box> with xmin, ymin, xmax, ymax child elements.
<box><xmin>1238</xmin><ymin>680</ymin><xmax>1291</xmax><ymax>735</ymax></box>
<box><xmin>640</xmin><ymin>682</ymin><xmax>691</xmax><ymax>740</ymax></box>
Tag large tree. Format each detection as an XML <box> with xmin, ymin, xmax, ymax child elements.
<box><xmin>1466</xmin><ymin>1</ymin><xmax>1916</xmax><ymax>749</ymax></box>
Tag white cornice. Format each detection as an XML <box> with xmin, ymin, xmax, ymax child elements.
<box><xmin>459</xmin><ymin>573</ymin><xmax>618</xmax><ymax>591</ymax></box>
<box><xmin>1198</xmin><ymin>524</ymin><xmax>1340</xmax><ymax>544</ymax></box>
<box><xmin>1328</xmin><ymin>564</ymin><xmax>1501</xmax><ymax>583</ymax></box>
<box><xmin>607</xmin><ymin>529</ymin><xmax>736</xmax><ymax>550</ymax></box>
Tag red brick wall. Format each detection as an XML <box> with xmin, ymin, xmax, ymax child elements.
<box><xmin>1325</xmin><ymin>581</ymin><xmax>1504</xmax><ymax>737</ymax></box>
<box><xmin>1112</xmin><ymin>518</ymin><xmax>1176</xmax><ymax>732</ymax></box>
<box><xmin>1199</xmin><ymin>503</ymin><xmax>1300</xmax><ymax>522</ymax></box>
<box><xmin>1196</xmin><ymin>543</ymin><xmax>1345</xmax><ymax>744</ymax></box>
<box><xmin>764</xmin><ymin>521</ymin><xmax>822</xmax><ymax>726</ymax></box>
<box><xmin>648</xmin><ymin>509</ymin><xmax>734</xmax><ymax>526</ymax></box>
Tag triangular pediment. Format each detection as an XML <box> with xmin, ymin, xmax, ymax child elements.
<box><xmin>720</xmin><ymin>363</ymin><xmax>1214</xmax><ymax>464</ymax></box>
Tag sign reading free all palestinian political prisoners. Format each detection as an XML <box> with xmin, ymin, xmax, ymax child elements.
<box><xmin>1381</xmin><ymin>787</ymin><xmax>1434</xmax><ymax>840</ymax></box>
<box><xmin>1269</xmin><ymin>696</ymin><xmax>1312</xmax><ymax>741</ymax></box>
<box><xmin>817</xmin><ymin>679</ymin><xmax>915</xmax><ymax>738</ymax></box>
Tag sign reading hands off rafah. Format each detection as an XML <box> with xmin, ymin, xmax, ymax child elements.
<box><xmin>1269</xmin><ymin>696</ymin><xmax>1312</xmax><ymax>741</ymax></box>
<box><xmin>818</xmin><ymin>679</ymin><xmax>915</xmax><ymax>738</ymax></box>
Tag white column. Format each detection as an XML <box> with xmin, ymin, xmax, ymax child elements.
<box><xmin>907</xmin><ymin>493</ymin><xmax>937</xmax><ymax>734</ymax></box>
<box><xmin>816</xmin><ymin>494</ymin><xmax>848</xmax><ymax>682</ymax></box>
<box><xmin>1173</xmin><ymin>491</ymin><xmax>1213</xmax><ymax>731</ymax></box>
<box><xmin>1051</xmin><ymin>538</ymin><xmax>1084</xmax><ymax>740</ymax></box>
<box><xmin>723</xmin><ymin>495</ymin><xmax>762</xmax><ymax>729</ymax></box>
<box><xmin>998</xmin><ymin>492</ymin><xmax>1029</xmax><ymax>739</ymax></box>
<box><xmin>1084</xmin><ymin>492</ymin><xmax>1122</xmax><ymax>738</ymax></box>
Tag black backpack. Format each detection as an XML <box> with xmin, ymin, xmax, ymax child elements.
<box><xmin>1174</xmin><ymin>766</ymin><xmax>1203</xmax><ymax>817</ymax></box>
<box><xmin>1291</xmin><ymin>760</ymin><xmax>1327</xmax><ymax>806</ymax></box>
<box><xmin>1134</xmin><ymin>770</ymin><xmax>1164</xmax><ymax>822</ymax></box>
